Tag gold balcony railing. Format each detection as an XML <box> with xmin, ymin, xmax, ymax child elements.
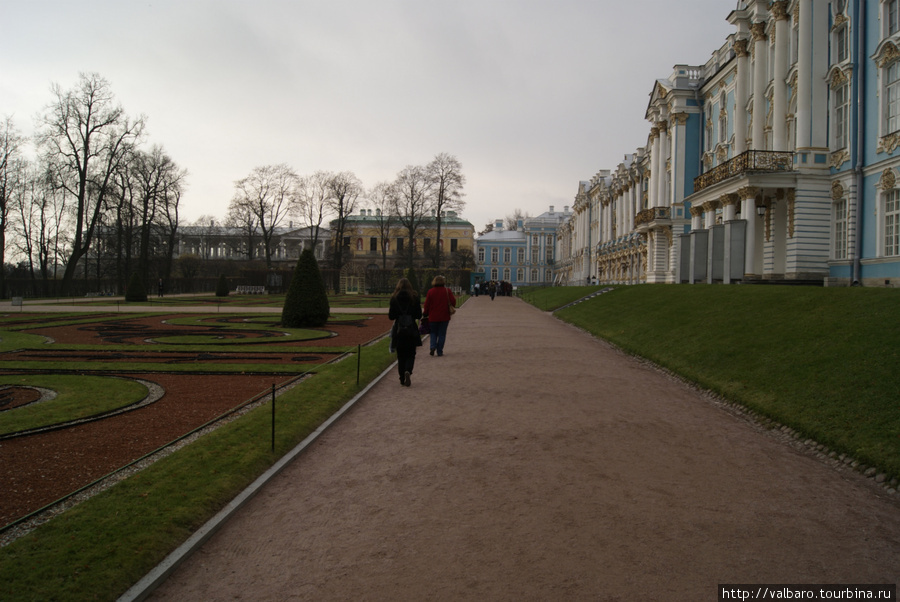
<box><xmin>634</xmin><ymin>207</ymin><xmax>671</xmax><ymax>228</ymax></box>
<box><xmin>693</xmin><ymin>150</ymin><xmax>794</xmax><ymax>192</ymax></box>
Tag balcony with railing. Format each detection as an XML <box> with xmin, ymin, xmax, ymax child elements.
<box><xmin>634</xmin><ymin>207</ymin><xmax>671</xmax><ymax>229</ymax></box>
<box><xmin>693</xmin><ymin>150</ymin><xmax>794</xmax><ymax>192</ymax></box>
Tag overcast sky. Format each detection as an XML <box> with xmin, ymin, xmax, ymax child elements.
<box><xmin>1</xmin><ymin>0</ymin><xmax>734</xmax><ymax>232</ymax></box>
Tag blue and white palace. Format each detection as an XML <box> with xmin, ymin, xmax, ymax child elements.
<box><xmin>553</xmin><ymin>0</ymin><xmax>900</xmax><ymax>287</ymax></box>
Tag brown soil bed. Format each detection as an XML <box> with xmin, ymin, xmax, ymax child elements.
<box><xmin>0</xmin><ymin>387</ymin><xmax>44</xmax><ymax>411</ymax></box>
<box><xmin>0</xmin><ymin>312</ymin><xmax>392</xmax><ymax>529</ymax></box>
<box><xmin>23</xmin><ymin>313</ymin><xmax>392</xmax><ymax>347</ymax></box>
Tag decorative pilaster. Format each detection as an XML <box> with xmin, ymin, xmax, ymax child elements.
<box><xmin>751</xmin><ymin>20</ymin><xmax>769</xmax><ymax>150</ymax></box>
<box><xmin>772</xmin><ymin>1</ymin><xmax>790</xmax><ymax>151</ymax></box>
<box><xmin>734</xmin><ymin>38</ymin><xmax>750</xmax><ymax>154</ymax></box>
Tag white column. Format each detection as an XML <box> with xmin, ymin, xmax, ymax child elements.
<box><xmin>810</xmin><ymin>0</ymin><xmax>829</xmax><ymax>149</ymax></box>
<box><xmin>751</xmin><ymin>19</ymin><xmax>769</xmax><ymax>150</ymax></box>
<box><xmin>722</xmin><ymin>195</ymin><xmax>738</xmax><ymax>222</ymax></box>
<box><xmin>649</xmin><ymin>127</ymin><xmax>660</xmax><ymax>208</ymax></box>
<box><xmin>740</xmin><ymin>187</ymin><xmax>759</xmax><ymax>276</ymax></box>
<box><xmin>772</xmin><ymin>1</ymin><xmax>790</xmax><ymax>151</ymax></box>
<box><xmin>796</xmin><ymin>0</ymin><xmax>812</xmax><ymax>149</ymax></box>
<box><xmin>657</xmin><ymin>121</ymin><xmax>669</xmax><ymax>207</ymax></box>
<box><xmin>734</xmin><ymin>38</ymin><xmax>751</xmax><ymax>154</ymax></box>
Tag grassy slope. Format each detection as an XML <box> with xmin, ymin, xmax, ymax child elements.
<box><xmin>551</xmin><ymin>285</ymin><xmax>900</xmax><ymax>478</ymax></box>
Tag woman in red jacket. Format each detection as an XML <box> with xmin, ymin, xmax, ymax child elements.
<box><xmin>422</xmin><ymin>275</ymin><xmax>456</xmax><ymax>357</ymax></box>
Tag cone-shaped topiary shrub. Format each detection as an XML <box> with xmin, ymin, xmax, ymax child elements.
<box><xmin>125</xmin><ymin>272</ymin><xmax>148</xmax><ymax>302</ymax></box>
<box><xmin>282</xmin><ymin>249</ymin><xmax>330</xmax><ymax>327</ymax></box>
<box><xmin>216</xmin><ymin>274</ymin><xmax>229</xmax><ymax>297</ymax></box>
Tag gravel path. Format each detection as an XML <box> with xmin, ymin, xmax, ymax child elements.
<box><xmin>147</xmin><ymin>296</ymin><xmax>900</xmax><ymax>601</ymax></box>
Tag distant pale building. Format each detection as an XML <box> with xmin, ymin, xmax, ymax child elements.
<box><xmin>475</xmin><ymin>206</ymin><xmax>571</xmax><ymax>287</ymax></box>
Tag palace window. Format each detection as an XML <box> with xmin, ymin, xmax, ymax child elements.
<box><xmin>886</xmin><ymin>0</ymin><xmax>900</xmax><ymax>37</ymax></box>
<box><xmin>503</xmin><ymin>268</ymin><xmax>511</xmax><ymax>281</ymax></box>
<box><xmin>886</xmin><ymin>61</ymin><xmax>900</xmax><ymax>134</ymax></box>
<box><xmin>450</xmin><ymin>239</ymin><xmax>458</xmax><ymax>252</ymax></box>
<box><xmin>834</xmin><ymin>24</ymin><xmax>849</xmax><ymax>64</ymax></box>
<box><xmin>370</xmin><ymin>237</ymin><xmax>377</xmax><ymax>252</ymax></box>
<box><xmin>491</xmin><ymin>248</ymin><xmax>499</xmax><ymax>263</ymax></box>
<box><xmin>834</xmin><ymin>199</ymin><xmax>848</xmax><ymax>260</ymax></box>
<box><xmin>478</xmin><ymin>247</ymin><xmax>485</xmax><ymax>262</ymax></box>
<box><xmin>503</xmin><ymin>248</ymin><xmax>511</xmax><ymax>264</ymax></box>
<box><xmin>833</xmin><ymin>83</ymin><xmax>850</xmax><ymax>149</ymax></box>
<box><xmin>885</xmin><ymin>189</ymin><xmax>900</xmax><ymax>256</ymax></box>
<box><xmin>517</xmin><ymin>268</ymin><xmax>524</xmax><ymax>282</ymax></box>
<box><xmin>530</xmin><ymin>269</ymin><xmax>538</xmax><ymax>282</ymax></box>
<box><xmin>517</xmin><ymin>248</ymin><xmax>525</xmax><ymax>263</ymax></box>
<box><xmin>491</xmin><ymin>268</ymin><xmax>499</xmax><ymax>280</ymax></box>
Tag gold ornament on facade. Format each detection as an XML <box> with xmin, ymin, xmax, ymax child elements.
<box><xmin>876</xmin><ymin>42</ymin><xmax>900</xmax><ymax>69</ymax></box>
<box><xmin>877</xmin><ymin>133</ymin><xmax>900</xmax><ymax>154</ymax></box>
<box><xmin>830</xmin><ymin>150</ymin><xmax>849</xmax><ymax>169</ymax></box>
<box><xmin>734</xmin><ymin>38</ymin><xmax>750</xmax><ymax>58</ymax></box>
<box><xmin>671</xmin><ymin>112</ymin><xmax>689</xmax><ymax>126</ymax></box>
<box><xmin>831</xmin><ymin>13</ymin><xmax>848</xmax><ymax>31</ymax></box>
<box><xmin>832</xmin><ymin>181</ymin><xmax>845</xmax><ymax>201</ymax></box>
<box><xmin>737</xmin><ymin>186</ymin><xmax>761</xmax><ymax>201</ymax></box>
<box><xmin>750</xmin><ymin>22</ymin><xmax>768</xmax><ymax>42</ymax></box>
<box><xmin>721</xmin><ymin>193</ymin><xmax>740</xmax><ymax>207</ymax></box>
<box><xmin>772</xmin><ymin>1</ymin><xmax>789</xmax><ymax>21</ymax></box>
<box><xmin>828</xmin><ymin>67</ymin><xmax>849</xmax><ymax>90</ymax></box>
<box><xmin>879</xmin><ymin>168</ymin><xmax>897</xmax><ymax>191</ymax></box>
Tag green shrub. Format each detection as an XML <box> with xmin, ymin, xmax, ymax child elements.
<box><xmin>282</xmin><ymin>249</ymin><xmax>330</xmax><ymax>327</ymax></box>
<box><xmin>125</xmin><ymin>272</ymin><xmax>147</xmax><ymax>302</ymax></box>
<box><xmin>215</xmin><ymin>274</ymin><xmax>229</xmax><ymax>297</ymax></box>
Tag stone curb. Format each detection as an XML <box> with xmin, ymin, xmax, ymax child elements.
<box><xmin>116</xmin><ymin>361</ymin><xmax>399</xmax><ymax>602</ymax></box>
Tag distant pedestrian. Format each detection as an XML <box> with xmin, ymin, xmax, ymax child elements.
<box><xmin>388</xmin><ymin>278</ymin><xmax>422</xmax><ymax>387</ymax></box>
<box><xmin>423</xmin><ymin>275</ymin><xmax>456</xmax><ymax>357</ymax></box>
<box><xmin>158</xmin><ymin>278</ymin><xmax>164</xmax><ymax>298</ymax></box>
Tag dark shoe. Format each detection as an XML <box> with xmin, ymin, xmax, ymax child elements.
<box><xmin>403</xmin><ymin>371</ymin><xmax>411</xmax><ymax>386</ymax></box>
<box><xmin>429</xmin><ymin>349</ymin><xmax>435</xmax><ymax>356</ymax></box>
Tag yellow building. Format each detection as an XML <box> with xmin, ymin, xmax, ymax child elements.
<box><xmin>333</xmin><ymin>209</ymin><xmax>475</xmax><ymax>270</ymax></box>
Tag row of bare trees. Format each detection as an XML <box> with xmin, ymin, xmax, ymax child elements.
<box><xmin>225</xmin><ymin>153</ymin><xmax>467</xmax><ymax>276</ymax></box>
<box><xmin>0</xmin><ymin>71</ymin><xmax>468</xmax><ymax>297</ymax></box>
<box><xmin>0</xmin><ymin>72</ymin><xmax>186</xmax><ymax>297</ymax></box>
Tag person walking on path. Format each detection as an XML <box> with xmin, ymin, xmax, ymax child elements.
<box><xmin>388</xmin><ymin>278</ymin><xmax>422</xmax><ymax>386</ymax></box>
<box><xmin>423</xmin><ymin>275</ymin><xmax>456</xmax><ymax>357</ymax></box>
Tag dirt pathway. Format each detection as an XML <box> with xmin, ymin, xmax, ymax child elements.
<box><xmin>147</xmin><ymin>296</ymin><xmax>900</xmax><ymax>600</ymax></box>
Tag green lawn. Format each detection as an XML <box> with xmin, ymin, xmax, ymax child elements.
<box><xmin>547</xmin><ymin>284</ymin><xmax>900</xmax><ymax>479</ymax></box>
<box><xmin>0</xmin><ymin>338</ymin><xmax>396</xmax><ymax>601</ymax></box>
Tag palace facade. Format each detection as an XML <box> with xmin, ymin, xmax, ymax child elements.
<box><xmin>555</xmin><ymin>0</ymin><xmax>900</xmax><ymax>287</ymax></box>
<box><xmin>333</xmin><ymin>209</ymin><xmax>476</xmax><ymax>269</ymax></box>
<box><xmin>475</xmin><ymin>206</ymin><xmax>572</xmax><ymax>287</ymax></box>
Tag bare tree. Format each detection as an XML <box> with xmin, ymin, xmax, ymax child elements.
<box><xmin>0</xmin><ymin>117</ymin><xmax>24</xmax><ymax>297</ymax></box>
<box><xmin>368</xmin><ymin>181</ymin><xmax>400</xmax><ymax>270</ymax></box>
<box><xmin>505</xmin><ymin>209</ymin><xmax>531</xmax><ymax>230</ymax></box>
<box><xmin>392</xmin><ymin>164</ymin><xmax>433</xmax><ymax>268</ymax></box>
<box><xmin>327</xmin><ymin>171</ymin><xmax>363</xmax><ymax>277</ymax></box>
<box><xmin>36</xmin><ymin>72</ymin><xmax>145</xmax><ymax>295</ymax></box>
<box><xmin>295</xmin><ymin>171</ymin><xmax>332</xmax><ymax>248</ymax></box>
<box><xmin>229</xmin><ymin>164</ymin><xmax>298</xmax><ymax>269</ymax></box>
<box><xmin>225</xmin><ymin>201</ymin><xmax>259</xmax><ymax>261</ymax></box>
<box><xmin>13</xmin><ymin>165</ymin><xmax>69</xmax><ymax>294</ymax></box>
<box><xmin>426</xmin><ymin>153</ymin><xmax>466</xmax><ymax>269</ymax></box>
<box><xmin>131</xmin><ymin>146</ymin><xmax>186</xmax><ymax>280</ymax></box>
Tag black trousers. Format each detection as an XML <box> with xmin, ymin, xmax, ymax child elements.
<box><xmin>396</xmin><ymin>339</ymin><xmax>418</xmax><ymax>380</ymax></box>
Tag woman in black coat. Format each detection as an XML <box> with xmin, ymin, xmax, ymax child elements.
<box><xmin>388</xmin><ymin>278</ymin><xmax>422</xmax><ymax>387</ymax></box>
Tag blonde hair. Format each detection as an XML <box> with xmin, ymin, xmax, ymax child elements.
<box><xmin>431</xmin><ymin>275</ymin><xmax>446</xmax><ymax>286</ymax></box>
